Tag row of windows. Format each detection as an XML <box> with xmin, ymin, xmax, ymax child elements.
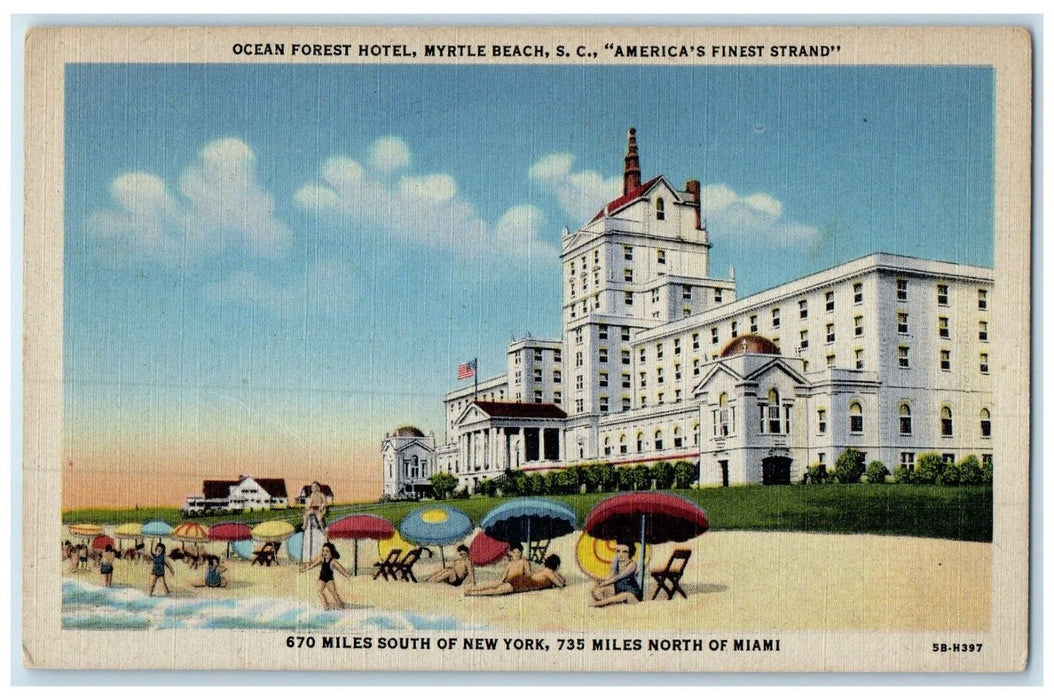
<box><xmin>512</xmin><ymin>349</ymin><xmax>562</xmax><ymax>364</ymax></box>
<box><xmin>897</xmin><ymin>346</ymin><xmax>990</xmax><ymax>374</ymax></box>
<box><xmin>602</xmin><ymin>422</ymin><xmax>702</xmax><ymax>456</ymax></box>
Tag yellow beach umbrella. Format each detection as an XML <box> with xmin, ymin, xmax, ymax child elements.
<box><xmin>377</xmin><ymin>530</ymin><xmax>414</xmax><ymax>559</ymax></box>
<box><xmin>251</xmin><ymin>520</ymin><xmax>295</xmax><ymax>543</ymax></box>
<box><xmin>114</xmin><ymin>522</ymin><xmax>142</xmax><ymax>538</ymax></box>
<box><xmin>67</xmin><ymin>523</ymin><xmax>103</xmax><ymax>540</ymax></box>
<box><xmin>574</xmin><ymin>531</ymin><xmax>651</xmax><ymax>581</ymax></box>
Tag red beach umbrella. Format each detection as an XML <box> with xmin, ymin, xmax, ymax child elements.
<box><xmin>468</xmin><ymin>531</ymin><xmax>509</xmax><ymax>567</ymax></box>
<box><xmin>584</xmin><ymin>492</ymin><xmax>708</xmax><ymax>595</ymax></box>
<box><xmin>91</xmin><ymin>534</ymin><xmax>114</xmax><ymax>551</ymax></box>
<box><xmin>208</xmin><ymin>522</ymin><xmax>253</xmax><ymax>558</ymax></box>
<box><xmin>327</xmin><ymin>514</ymin><xmax>395</xmax><ymax>575</ymax></box>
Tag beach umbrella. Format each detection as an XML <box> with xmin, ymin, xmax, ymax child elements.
<box><xmin>468</xmin><ymin>530</ymin><xmax>509</xmax><ymax>567</ymax></box>
<box><xmin>377</xmin><ymin>530</ymin><xmax>414</xmax><ymax>560</ymax></box>
<box><xmin>574</xmin><ymin>531</ymin><xmax>651</xmax><ymax>580</ymax></box>
<box><xmin>114</xmin><ymin>522</ymin><xmax>142</xmax><ymax>548</ymax></box>
<box><xmin>286</xmin><ymin>532</ymin><xmax>304</xmax><ymax>563</ymax></box>
<box><xmin>231</xmin><ymin>539</ymin><xmax>254</xmax><ymax>560</ymax></box>
<box><xmin>251</xmin><ymin>520</ymin><xmax>295</xmax><ymax>542</ymax></box>
<box><xmin>480</xmin><ymin>498</ymin><xmax>577</xmax><ymax>562</ymax></box>
<box><xmin>172</xmin><ymin>521</ymin><xmax>210</xmax><ymax>548</ymax></box>
<box><xmin>91</xmin><ymin>534</ymin><xmax>115</xmax><ymax>551</ymax></box>
<box><xmin>584</xmin><ymin>492</ymin><xmax>708</xmax><ymax>595</ymax></box>
<box><xmin>141</xmin><ymin>520</ymin><xmax>173</xmax><ymax>544</ymax></box>
<box><xmin>208</xmin><ymin>522</ymin><xmax>252</xmax><ymax>558</ymax></box>
<box><xmin>327</xmin><ymin>514</ymin><xmax>395</xmax><ymax>575</ymax></box>
<box><xmin>67</xmin><ymin>523</ymin><xmax>102</xmax><ymax>540</ymax></box>
<box><xmin>398</xmin><ymin>506</ymin><xmax>472</xmax><ymax>566</ymax></box>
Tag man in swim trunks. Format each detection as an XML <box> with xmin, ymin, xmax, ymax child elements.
<box><xmin>590</xmin><ymin>541</ymin><xmax>644</xmax><ymax>606</ymax></box>
<box><xmin>465</xmin><ymin>543</ymin><xmax>531</xmax><ymax>596</ymax></box>
<box><xmin>426</xmin><ymin>544</ymin><xmax>476</xmax><ymax>587</ymax></box>
<box><xmin>99</xmin><ymin>544</ymin><xmax>117</xmax><ymax>587</ymax></box>
<box><xmin>466</xmin><ymin>553</ymin><xmax>566</xmax><ymax>596</ymax></box>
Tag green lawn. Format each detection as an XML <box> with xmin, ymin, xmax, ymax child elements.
<box><xmin>62</xmin><ymin>484</ymin><xmax>992</xmax><ymax>542</ymax></box>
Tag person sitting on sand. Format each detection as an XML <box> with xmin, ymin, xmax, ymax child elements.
<box><xmin>99</xmin><ymin>544</ymin><xmax>117</xmax><ymax>587</ymax></box>
<box><xmin>192</xmin><ymin>555</ymin><xmax>228</xmax><ymax>589</ymax></box>
<box><xmin>464</xmin><ymin>543</ymin><xmax>531</xmax><ymax>596</ymax></box>
<box><xmin>590</xmin><ymin>541</ymin><xmax>643</xmax><ymax>607</ymax></box>
<box><xmin>466</xmin><ymin>553</ymin><xmax>566</xmax><ymax>596</ymax></box>
<box><xmin>148</xmin><ymin>543</ymin><xmax>175</xmax><ymax>596</ymax></box>
<box><xmin>426</xmin><ymin>544</ymin><xmax>476</xmax><ymax>587</ymax></box>
<box><xmin>300</xmin><ymin>542</ymin><xmax>351</xmax><ymax>610</ymax></box>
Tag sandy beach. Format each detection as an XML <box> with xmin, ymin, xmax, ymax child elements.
<box><xmin>62</xmin><ymin>530</ymin><xmax>990</xmax><ymax>632</ymax></box>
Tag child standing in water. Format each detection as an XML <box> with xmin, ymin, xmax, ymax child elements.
<box><xmin>148</xmin><ymin>543</ymin><xmax>175</xmax><ymax>596</ymax></box>
<box><xmin>99</xmin><ymin>544</ymin><xmax>117</xmax><ymax>587</ymax></box>
<box><xmin>299</xmin><ymin>542</ymin><xmax>350</xmax><ymax>609</ymax></box>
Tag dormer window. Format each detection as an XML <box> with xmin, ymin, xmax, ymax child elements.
<box><xmin>655</xmin><ymin>197</ymin><xmax>665</xmax><ymax>220</ymax></box>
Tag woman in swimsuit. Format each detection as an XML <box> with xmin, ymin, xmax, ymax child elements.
<box><xmin>302</xmin><ymin>481</ymin><xmax>328</xmax><ymax>532</ymax></box>
<box><xmin>148</xmin><ymin>543</ymin><xmax>175</xmax><ymax>596</ymax></box>
<box><xmin>99</xmin><ymin>544</ymin><xmax>117</xmax><ymax>587</ymax></box>
<box><xmin>300</xmin><ymin>542</ymin><xmax>350</xmax><ymax>609</ymax></box>
<box><xmin>590</xmin><ymin>541</ymin><xmax>643</xmax><ymax>606</ymax></box>
<box><xmin>426</xmin><ymin>544</ymin><xmax>476</xmax><ymax>587</ymax></box>
<box><xmin>466</xmin><ymin>553</ymin><xmax>566</xmax><ymax>596</ymax></box>
<box><xmin>193</xmin><ymin>555</ymin><xmax>228</xmax><ymax>589</ymax></box>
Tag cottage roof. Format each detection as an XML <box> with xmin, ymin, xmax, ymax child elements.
<box><xmin>473</xmin><ymin>401</ymin><xmax>567</xmax><ymax>419</ymax></box>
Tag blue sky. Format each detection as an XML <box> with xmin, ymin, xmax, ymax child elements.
<box><xmin>63</xmin><ymin>64</ymin><xmax>994</xmax><ymax>505</ymax></box>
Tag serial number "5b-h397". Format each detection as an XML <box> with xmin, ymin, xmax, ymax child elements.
<box><xmin>932</xmin><ymin>643</ymin><xmax>983</xmax><ymax>652</ymax></box>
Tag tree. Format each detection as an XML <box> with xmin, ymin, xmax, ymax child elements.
<box><xmin>631</xmin><ymin>464</ymin><xmax>653</xmax><ymax>490</ymax></box>
<box><xmin>429</xmin><ymin>471</ymin><xmax>458</xmax><ymax>500</ymax></box>
<box><xmin>651</xmin><ymin>461</ymin><xmax>676</xmax><ymax>489</ymax></box>
<box><xmin>672</xmin><ymin>461</ymin><xmax>696</xmax><ymax>489</ymax></box>
<box><xmin>833</xmin><ymin>448</ymin><xmax>866</xmax><ymax>484</ymax></box>
<box><xmin>583</xmin><ymin>462</ymin><xmax>605</xmax><ymax>493</ymax></box>
<box><xmin>477</xmin><ymin>477</ymin><xmax>498</xmax><ymax>497</ymax></box>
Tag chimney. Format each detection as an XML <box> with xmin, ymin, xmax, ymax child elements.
<box><xmin>623</xmin><ymin>127</ymin><xmax>641</xmax><ymax>195</ymax></box>
<box><xmin>685</xmin><ymin>179</ymin><xmax>701</xmax><ymax>229</ymax></box>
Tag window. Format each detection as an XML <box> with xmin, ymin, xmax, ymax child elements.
<box><xmin>553</xmin><ymin>370</ymin><xmax>562</xmax><ymax>383</ymax></box>
<box><xmin>800</xmin><ymin>329</ymin><xmax>809</xmax><ymax>349</ymax></box>
<box><xmin>772</xmin><ymin>308</ymin><xmax>781</xmax><ymax>328</ymax></box>
<box><xmin>854</xmin><ymin>348</ymin><xmax>864</xmax><ymax>369</ymax></box>
<box><xmin>624</xmin><ymin>291</ymin><xmax>633</xmax><ymax>306</ymax></box>
<box><xmin>731</xmin><ymin>321</ymin><xmax>738</xmax><ymax>338</ymax></box>
<box><xmin>599</xmin><ymin>371</ymin><xmax>608</xmax><ymax>387</ymax></box>
<box><xmin>534</xmin><ymin>349</ymin><xmax>543</xmax><ymax>361</ymax></box>
<box><xmin>896</xmin><ymin>278</ymin><xmax>908</xmax><ymax>301</ymax></box>
<box><xmin>651</xmin><ymin>289</ymin><xmax>660</xmax><ymax>303</ymax></box>
<box><xmin>621</xmin><ymin>350</ymin><xmax>630</xmax><ymax>365</ymax></box>
<box><xmin>656</xmin><ymin>367</ymin><xmax>665</xmax><ymax>385</ymax></box>
<box><xmin>639</xmin><ymin>372</ymin><xmax>646</xmax><ymax>388</ymax></box>
<box><xmin>514</xmin><ymin>370</ymin><xmax>522</xmax><ymax>384</ymax></box>
<box><xmin>693</xmin><ymin>423</ymin><xmax>700</xmax><ymax>445</ymax></box>
<box><xmin>714</xmin><ymin>288</ymin><xmax>723</xmax><ymax>303</ymax></box>
<box><xmin>899</xmin><ymin>403</ymin><xmax>912</xmax><ymax>435</ymax></box>
<box><xmin>575</xmin><ymin>398</ymin><xmax>583</xmax><ymax>412</ymax></box>
<box><xmin>692</xmin><ymin>358</ymin><xmax>700</xmax><ymax>376</ymax></box>
<box><xmin>826</xmin><ymin>323</ymin><xmax>835</xmax><ymax>343</ymax></box>
<box><xmin>621</xmin><ymin>373</ymin><xmax>631</xmax><ymax>388</ymax></box>
<box><xmin>598</xmin><ymin>324</ymin><xmax>608</xmax><ymax>340</ymax></box>
<box><xmin>624</xmin><ymin>246</ymin><xmax>633</xmax><ymax>261</ymax></box>
<box><xmin>898</xmin><ymin>345</ymin><xmax>910</xmax><ymax>369</ymax></box>
<box><xmin>818</xmin><ymin>453</ymin><xmax>827</xmax><ymax>469</ymax></box>
<box><xmin>554</xmin><ymin>391</ymin><xmax>562</xmax><ymax>405</ymax></box>
<box><xmin>599</xmin><ymin>348</ymin><xmax>608</xmax><ymax>363</ymax></box>
<box><xmin>569</xmin><ymin>261</ymin><xmax>575</xmax><ymax>276</ymax></box>
<box><xmin>692</xmin><ymin>332</ymin><xmax>699</xmax><ymax>350</ymax></box>
<box><xmin>639</xmin><ymin>348</ymin><xmax>646</xmax><ymax>363</ymax></box>
<box><xmin>849</xmin><ymin>402</ymin><xmax>864</xmax><ymax>433</ymax></box>
<box><xmin>938</xmin><ymin>316</ymin><xmax>949</xmax><ymax>338</ymax></box>
<box><xmin>900</xmin><ymin>452</ymin><xmax>915</xmax><ymax>471</ymax></box>
<box><xmin>982</xmin><ymin>454</ymin><xmax>993</xmax><ymax>470</ymax></box>
<box><xmin>655</xmin><ymin>199</ymin><xmax>665</xmax><ymax>221</ymax></box>
<box><xmin>978</xmin><ymin>288</ymin><xmax>988</xmax><ymax>310</ymax></box>
<box><xmin>711</xmin><ymin>327</ymin><xmax>719</xmax><ymax>344</ymax></box>
<box><xmin>599</xmin><ymin>396</ymin><xmax>609</xmax><ymax>413</ymax></box>
<box><xmin>799</xmin><ymin>299</ymin><xmax>809</xmax><ymax>319</ymax></box>
<box><xmin>575</xmin><ymin>328</ymin><xmax>582</xmax><ymax>345</ymax></box>
<box><xmin>603</xmin><ymin>437</ymin><xmax>611</xmax><ymax>456</ymax></box>
<box><xmin>622</xmin><ymin>397</ymin><xmax>631</xmax><ymax>411</ymax></box>
<box><xmin>825</xmin><ymin>291</ymin><xmax>835</xmax><ymax>312</ymax></box>
<box><xmin>674</xmin><ymin>364</ymin><xmax>682</xmax><ymax>380</ymax></box>
<box><xmin>683</xmin><ymin>285</ymin><xmax>692</xmax><ymax>300</ymax></box>
<box><xmin>624</xmin><ymin>268</ymin><xmax>634</xmax><ymax>283</ymax></box>
<box><xmin>575</xmin><ymin>375</ymin><xmax>583</xmax><ymax>390</ymax></box>
<box><xmin>766</xmin><ymin>388</ymin><xmax>782</xmax><ymax>433</ymax></box>
<box><xmin>940</xmin><ymin>349</ymin><xmax>951</xmax><ymax>371</ymax></box>
<box><xmin>980</xmin><ymin>408</ymin><xmax>991</xmax><ymax>438</ymax></box>
<box><xmin>979</xmin><ymin>321</ymin><xmax>988</xmax><ymax>342</ymax></box>
<box><xmin>637</xmin><ymin>433</ymin><xmax>645</xmax><ymax>452</ymax></box>
<box><xmin>675</xmin><ymin>389</ymin><xmax>682</xmax><ymax>402</ymax></box>
<box><xmin>657</xmin><ymin>248</ymin><xmax>666</xmax><ymax>264</ymax></box>
<box><xmin>674</xmin><ymin>338</ymin><xmax>681</xmax><ymax>355</ymax></box>
<box><xmin>620</xmin><ymin>434</ymin><xmax>628</xmax><ymax>454</ymax></box>
<box><xmin>534</xmin><ymin>389</ymin><xmax>543</xmax><ymax>403</ymax></box>
<box><xmin>673</xmin><ymin>426</ymin><xmax>683</xmax><ymax>448</ymax></box>
<box><xmin>941</xmin><ymin>406</ymin><xmax>954</xmax><ymax>436</ymax></box>
<box><xmin>533</xmin><ymin>368</ymin><xmax>542</xmax><ymax>382</ymax></box>
<box><xmin>569</xmin><ymin>282</ymin><xmax>575</xmax><ymax>299</ymax></box>
<box><xmin>594</xmin><ymin>250</ymin><xmax>599</xmax><ymax>265</ymax></box>
<box><xmin>656</xmin><ymin>343</ymin><xmax>664</xmax><ymax>359</ymax></box>
<box><xmin>554</xmin><ymin>350</ymin><xmax>561</xmax><ymax>363</ymax></box>
<box><xmin>980</xmin><ymin>353</ymin><xmax>989</xmax><ymax>374</ymax></box>
<box><xmin>514</xmin><ymin>354</ymin><xmax>522</xmax><ymax>365</ymax></box>
<box><xmin>854</xmin><ymin>315</ymin><xmax>863</xmax><ymax>337</ymax></box>
<box><xmin>718</xmin><ymin>393</ymin><xmax>730</xmax><ymax>437</ymax></box>
<box><xmin>654</xmin><ymin>430</ymin><xmax>664</xmax><ymax>450</ymax></box>
<box><xmin>594</xmin><ymin>270</ymin><xmax>600</xmax><ymax>286</ymax></box>
<box><xmin>750</xmin><ymin>315</ymin><xmax>758</xmax><ymax>333</ymax></box>
<box><xmin>853</xmin><ymin>282</ymin><xmax>863</xmax><ymax>304</ymax></box>
<box><xmin>575</xmin><ymin>351</ymin><xmax>583</xmax><ymax>367</ymax></box>
<box><xmin>826</xmin><ymin>353</ymin><xmax>835</xmax><ymax>367</ymax></box>
<box><xmin>937</xmin><ymin>283</ymin><xmax>949</xmax><ymax>306</ymax></box>
<box><xmin>817</xmin><ymin>409</ymin><xmax>827</xmax><ymax>434</ymax></box>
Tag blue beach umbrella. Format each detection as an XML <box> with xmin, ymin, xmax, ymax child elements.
<box><xmin>141</xmin><ymin>519</ymin><xmax>172</xmax><ymax>544</ymax></box>
<box><xmin>231</xmin><ymin>539</ymin><xmax>254</xmax><ymax>560</ymax></box>
<box><xmin>480</xmin><ymin>498</ymin><xmax>577</xmax><ymax>561</ymax></box>
<box><xmin>398</xmin><ymin>506</ymin><xmax>472</xmax><ymax>566</ymax></box>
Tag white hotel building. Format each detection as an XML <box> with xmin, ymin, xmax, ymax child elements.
<box><xmin>382</xmin><ymin>129</ymin><xmax>994</xmax><ymax>496</ymax></box>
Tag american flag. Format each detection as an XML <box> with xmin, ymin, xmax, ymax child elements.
<box><xmin>457</xmin><ymin>359</ymin><xmax>477</xmax><ymax>380</ymax></box>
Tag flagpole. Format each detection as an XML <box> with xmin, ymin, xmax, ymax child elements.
<box><xmin>473</xmin><ymin>357</ymin><xmax>478</xmax><ymax>402</ymax></box>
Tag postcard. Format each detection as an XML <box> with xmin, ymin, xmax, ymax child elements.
<box><xmin>22</xmin><ymin>24</ymin><xmax>1032</xmax><ymax>672</ymax></box>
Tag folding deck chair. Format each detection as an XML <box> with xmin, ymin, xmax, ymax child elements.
<box><xmin>392</xmin><ymin>547</ymin><xmax>426</xmax><ymax>582</ymax></box>
<box><xmin>373</xmin><ymin>548</ymin><xmax>402</xmax><ymax>580</ymax></box>
<box><xmin>528</xmin><ymin>539</ymin><xmax>551</xmax><ymax>564</ymax></box>
<box><xmin>650</xmin><ymin>549</ymin><xmax>692</xmax><ymax>600</ymax></box>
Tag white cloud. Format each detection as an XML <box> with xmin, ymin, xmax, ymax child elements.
<box><xmin>528</xmin><ymin>153</ymin><xmax>622</xmax><ymax>224</ymax></box>
<box><xmin>701</xmin><ymin>183</ymin><xmax>819</xmax><ymax>246</ymax></box>
<box><xmin>205</xmin><ymin>259</ymin><xmax>355</xmax><ymax>318</ymax></box>
<box><xmin>295</xmin><ymin>136</ymin><xmax>554</xmax><ymax>260</ymax></box>
<box><xmin>86</xmin><ymin>138</ymin><xmax>293</xmax><ymax>267</ymax></box>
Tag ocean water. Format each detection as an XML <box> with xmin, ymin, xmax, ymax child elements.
<box><xmin>62</xmin><ymin>579</ymin><xmax>478</xmax><ymax>631</ymax></box>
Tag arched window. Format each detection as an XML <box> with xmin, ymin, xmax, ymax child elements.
<box><xmin>655</xmin><ymin>197</ymin><xmax>665</xmax><ymax>220</ymax></box>
<box><xmin>673</xmin><ymin>425</ymin><xmax>683</xmax><ymax>448</ymax></box>
<box><xmin>603</xmin><ymin>436</ymin><xmax>612</xmax><ymax>456</ymax></box>
<box><xmin>849</xmin><ymin>401</ymin><xmax>864</xmax><ymax>433</ymax></box>
<box><xmin>980</xmin><ymin>408</ymin><xmax>991</xmax><ymax>438</ymax></box>
<box><xmin>718</xmin><ymin>393</ymin><xmax>730</xmax><ymax>436</ymax></box>
<box><xmin>941</xmin><ymin>406</ymin><xmax>954</xmax><ymax>437</ymax></box>
<box><xmin>766</xmin><ymin>388</ymin><xmax>782</xmax><ymax>433</ymax></box>
<box><xmin>619</xmin><ymin>434</ymin><xmax>628</xmax><ymax>455</ymax></box>
<box><xmin>636</xmin><ymin>432</ymin><xmax>645</xmax><ymax>452</ymax></box>
<box><xmin>692</xmin><ymin>422</ymin><xmax>700</xmax><ymax>445</ymax></box>
<box><xmin>899</xmin><ymin>403</ymin><xmax>912</xmax><ymax>435</ymax></box>
<box><xmin>655</xmin><ymin>429</ymin><xmax>664</xmax><ymax>451</ymax></box>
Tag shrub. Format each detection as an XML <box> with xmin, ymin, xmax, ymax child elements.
<box><xmin>833</xmin><ymin>448</ymin><xmax>866</xmax><ymax>484</ymax></box>
<box><xmin>865</xmin><ymin>460</ymin><xmax>889</xmax><ymax>484</ymax></box>
<box><xmin>429</xmin><ymin>471</ymin><xmax>458</xmax><ymax>500</ymax></box>
<box><xmin>957</xmin><ymin>455</ymin><xmax>983</xmax><ymax>485</ymax></box>
<box><xmin>892</xmin><ymin>465</ymin><xmax>917</xmax><ymax>484</ymax></box>
<box><xmin>913</xmin><ymin>453</ymin><xmax>946</xmax><ymax>485</ymax></box>
<box><xmin>651</xmin><ymin>461</ymin><xmax>676</xmax><ymax>489</ymax></box>
<box><xmin>672</xmin><ymin>460</ymin><xmax>696</xmax><ymax>489</ymax></box>
<box><xmin>805</xmin><ymin>462</ymin><xmax>831</xmax><ymax>484</ymax></box>
<box><xmin>477</xmin><ymin>478</ymin><xmax>498</xmax><ymax>497</ymax></box>
<box><xmin>981</xmin><ymin>458</ymin><xmax>994</xmax><ymax>484</ymax></box>
<box><xmin>452</xmin><ymin>486</ymin><xmax>470</xmax><ymax>500</ymax></box>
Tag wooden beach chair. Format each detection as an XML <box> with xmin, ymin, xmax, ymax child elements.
<box><xmin>528</xmin><ymin>539</ymin><xmax>550</xmax><ymax>564</ymax></box>
<box><xmin>393</xmin><ymin>548</ymin><xmax>425</xmax><ymax>582</ymax></box>
<box><xmin>373</xmin><ymin>549</ymin><xmax>402</xmax><ymax>580</ymax></box>
<box><xmin>650</xmin><ymin>549</ymin><xmax>692</xmax><ymax>600</ymax></box>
